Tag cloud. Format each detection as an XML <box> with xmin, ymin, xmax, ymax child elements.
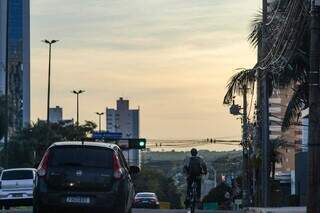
<box><xmin>30</xmin><ymin>0</ymin><xmax>259</xmax><ymax>139</ymax></box>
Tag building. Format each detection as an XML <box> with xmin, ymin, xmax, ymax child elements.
<box><xmin>301</xmin><ymin>109</ymin><xmax>308</xmax><ymax>152</ymax></box>
<box><xmin>106</xmin><ymin>98</ymin><xmax>140</xmax><ymax>165</ymax></box>
<box><xmin>0</xmin><ymin>0</ymin><xmax>30</xmax><ymax>132</ymax></box>
<box><xmin>49</xmin><ymin>106</ymin><xmax>63</xmax><ymax>123</ymax></box>
<box><xmin>294</xmin><ymin>108</ymin><xmax>308</xmax><ymax>205</ymax></box>
<box><xmin>106</xmin><ymin>97</ymin><xmax>139</xmax><ymax>138</ymax></box>
<box><xmin>269</xmin><ymin>87</ymin><xmax>302</xmax><ymax>173</ymax></box>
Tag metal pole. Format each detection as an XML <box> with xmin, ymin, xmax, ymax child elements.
<box><xmin>95</xmin><ymin>112</ymin><xmax>104</xmax><ymax>132</ymax></box>
<box><xmin>43</xmin><ymin>39</ymin><xmax>59</xmax><ymax>124</ymax></box>
<box><xmin>99</xmin><ymin>114</ymin><xmax>101</xmax><ymax>132</ymax></box>
<box><xmin>76</xmin><ymin>93</ymin><xmax>79</xmax><ymax>126</ymax></box>
<box><xmin>242</xmin><ymin>86</ymin><xmax>250</xmax><ymax>207</ymax></box>
<box><xmin>46</xmin><ymin>43</ymin><xmax>51</xmax><ymax>124</ymax></box>
<box><xmin>4</xmin><ymin>0</ymin><xmax>9</xmax><ymax>168</ymax></box>
<box><xmin>72</xmin><ymin>90</ymin><xmax>84</xmax><ymax>126</ymax></box>
<box><xmin>307</xmin><ymin>1</ymin><xmax>320</xmax><ymax>212</ymax></box>
<box><xmin>258</xmin><ymin>0</ymin><xmax>270</xmax><ymax>207</ymax></box>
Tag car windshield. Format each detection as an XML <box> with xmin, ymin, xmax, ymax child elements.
<box><xmin>2</xmin><ymin>170</ymin><xmax>33</xmax><ymax>180</ymax></box>
<box><xmin>49</xmin><ymin>146</ymin><xmax>113</xmax><ymax>169</ymax></box>
<box><xmin>136</xmin><ymin>193</ymin><xmax>156</xmax><ymax>198</ymax></box>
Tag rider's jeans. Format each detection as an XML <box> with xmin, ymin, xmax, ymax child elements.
<box><xmin>187</xmin><ymin>176</ymin><xmax>202</xmax><ymax>200</ymax></box>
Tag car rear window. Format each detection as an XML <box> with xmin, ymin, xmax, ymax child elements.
<box><xmin>2</xmin><ymin>170</ymin><xmax>34</xmax><ymax>180</ymax></box>
<box><xmin>49</xmin><ymin>146</ymin><xmax>113</xmax><ymax>169</ymax></box>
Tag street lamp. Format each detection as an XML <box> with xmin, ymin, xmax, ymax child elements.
<box><xmin>95</xmin><ymin>112</ymin><xmax>104</xmax><ymax>132</ymax></box>
<box><xmin>72</xmin><ymin>90</ymin><xmax>85</xmax><ymax>126</ymax></box>
<box><xmin>42</xmin><ymin>39</ymin><xmax>59</xmax><ymax>124</ymax></box>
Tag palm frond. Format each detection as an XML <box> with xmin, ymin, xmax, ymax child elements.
<box><xmin>248</xmin><ymin>11</ymin><xmax>263</xmax><ymax>48</ymax></box>
<box><xmin>223</xmin><ymin>68</ymin><xmax>256</xmax><ymax>105</ymax></box>
<box><xmin>282</xmin><ymin>83</ymin><xmax>308</xmax><ymax>131</ymax></box>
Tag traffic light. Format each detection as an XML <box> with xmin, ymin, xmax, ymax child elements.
<box><xmin>128</xmin><ymin>139</ymin><xmax>146</xmax><ymax>149</ymax></box>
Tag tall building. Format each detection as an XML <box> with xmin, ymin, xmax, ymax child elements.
<box><xmin>106</xmin><ymin>97</ymin><xmax>139</xmax><ymax>138</ymax></box>
<box><xmin>0</xmin><ymin>0</ymin><xmax>30</xmax><ymax>131</ymax></box>
<box><xmin>49</xmin><ymin>106</ymin><xmax>63</xmax><ymax>123</ymax></box>
<box><xmin>106</xmin><ymin>98</ymin><xmax>140</xmax><ymax>166</ymax></box>
<box><xmin>269</xmin><ymin>87</ymin><xmax>302</xmax><ymax>173</ymax></box>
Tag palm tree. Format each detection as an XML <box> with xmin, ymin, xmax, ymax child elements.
<box><xmin>250</xmin><ymin>138</ymin><xmax>290</xmax><ymax>179</ymax></box>
<box><xmin>269</xmin><ymin>138</ymin><xmax>294</xmax><ymax>179</ymax></box>
<box><xmin>223</xmin><ymin>68</ymin><xmax>256</xmax><ymax>105</ymax></box>
<box><xmin>223</xmin><ymin>3</ymin><xmax>309</xmax><ymax>204</ymax></box>
<box><xmin>224</xmin><ymin>0</ymin><xmax>310</xmax><ymax>131</ymax></box>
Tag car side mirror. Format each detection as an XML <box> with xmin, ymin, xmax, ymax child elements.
<box><xmin>129</xmin><ymin>166</ymin><xmax>140</xmax><ymax>175</ymax></box>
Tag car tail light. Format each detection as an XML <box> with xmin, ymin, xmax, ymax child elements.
<box><xmin>113</xmin><ymin>153</ymin><xmax>123</xmax><ymax>179</ymax></box>
<box><xmin>38</xmin><ymin>151</ymin><xmax>50</xmax><ymax>177</ymax></box>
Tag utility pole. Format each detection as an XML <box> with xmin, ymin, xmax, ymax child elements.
<box><xmin>242</xmin><ymin>86</ymin><xmax>250</xmax><ymax>207</ymax></box>
<box><xmin>258</xmin><ymin>0</ymin><xmax>270</xmax><ymax>207</ymax></box>
<box><xmin>42</xmin><ymin>39</ymin><xmax>59</xmax><ymax>124</ymax></box>
<box><xmin>72</xmin><ymin>90</ymin><xmax>85</xmax><ymax>126</ymax></box>
<box><xmin>95</xmin><ymin>112</ymin><xmax>104</xmax><ymax>132</ymax></box>
<box><xmin>4</xmin><ymin>0</ymin><xmax>9</xmax><ymax>168</ymax></box>
<box><xmin>229</xmin><ymin>87</ymin><xmax>250</xmax><ymax>207</ymax></box>
<box><xmin>307</xmin><ymin>0</ymin><xmax>320</xmax><ymax>212</ymax></box>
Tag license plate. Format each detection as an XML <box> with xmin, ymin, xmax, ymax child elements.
<box><xmin>12</xmin><ymin>194</ymin><xmax>23</xmax><ymax>198</ymax></box>
<box><xmin>66</xmin><ymin>196</ymin><xmax>90</xmax><ymax>204</ymax></box>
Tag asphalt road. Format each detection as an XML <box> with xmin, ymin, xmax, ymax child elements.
<box><xmin>1</xmin><ymin>209</ymin><xmax>239</xmax><ymax>213</ymax></box>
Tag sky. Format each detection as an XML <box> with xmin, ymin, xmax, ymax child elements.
<box><xmin>30</xmin><ymin>0</ymin><xmax>260</xmax><ymax>140</ymax></box>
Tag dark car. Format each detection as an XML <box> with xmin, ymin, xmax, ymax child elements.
<box><xmin>133</xmin><ymin>192</ymin><xmax>160</xmax><ymax>209</ymax></box>
<box><xmin>33</xmin><ymin>141</ymin><xmax>139</xmax><ymax>213</ymax></box>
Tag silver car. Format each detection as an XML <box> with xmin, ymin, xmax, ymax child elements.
<box><xmin>0</xmin><ymin>168</ymin><xmax>36</xmax><ymax>210</ymax></box>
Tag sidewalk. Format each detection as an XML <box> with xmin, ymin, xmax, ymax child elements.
<box><xmin>246</xmin><ymin>207</ymin><xmax>306</xmax><ymax>213</ymax></box>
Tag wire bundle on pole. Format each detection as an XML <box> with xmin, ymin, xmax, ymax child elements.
<box><xmin>256</xmin><ymin>0</ymin><xmax>309</xmax><ymax>78</ymax></box>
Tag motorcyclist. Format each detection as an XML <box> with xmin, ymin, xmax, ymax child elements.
<box><xmin>183</xmin><ymin>148</ymin><xmax>208</xmax><ymax>207</ymax></box>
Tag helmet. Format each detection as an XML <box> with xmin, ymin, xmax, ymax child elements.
<box><xmin>191</xmin><ymin>148</ymin><xmax>198</xmax><ymax>156</ymax></box>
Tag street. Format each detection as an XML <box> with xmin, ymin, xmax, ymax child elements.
<box><xmin>2</xmin><ymin>209</ymin><xmax>239</xmax><ymax>213</ymax></box>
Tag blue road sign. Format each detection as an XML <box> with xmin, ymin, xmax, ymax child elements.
<box><xmin>92</xmin><ymin>131</ymin><xmax>122</xmax><ymax>140</ymax></box>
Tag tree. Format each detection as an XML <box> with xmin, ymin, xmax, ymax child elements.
<box><xmin>202</xmin><ymin>182</ymin><xmax>232</xmax><ymax>209</ymax></box>
<box><xmin>224</xmin><ymin>1</ymin><xmax>310</xmax><ymax>131</ymax></box>
<box><xmin>1</xmin><ymin>120</ymin><xmax>97</xmax><ymax>168</ymax></box>
<box><xmin>269</xmin><ymin>138</ymin><xmax>293</xmax><ymax>179</ymax></box>
<box><xmin>133</xmin><ymin>167</ymin><xmax>182</xmax><ymax>209</ymax></box>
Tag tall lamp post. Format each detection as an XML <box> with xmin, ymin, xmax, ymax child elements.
<box><xmin>72</xmin><ymin>90</ymin><xmax>85</xmax><ymax>126</ymax></box>
<box><xmin>42</xmin><ymin>39</ymin><xmax>59</xmax><ymax>124</ymax></box>
<box><xmin>95</xmin><ymin>112</ymin><xmax>104</xmax><ymax>132</ymax></box>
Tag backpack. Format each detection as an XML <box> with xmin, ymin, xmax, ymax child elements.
<box><xmin>188</xmin><ymin>156</ymin><xmax>202</xmax><ymax>176</ymax></box>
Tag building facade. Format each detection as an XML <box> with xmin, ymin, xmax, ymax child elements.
<box><xmin>106</xmin><ymin>97</ymin><xmax>139</xmax><ymax>138</ymax></box>
<box><xmin>0</xmin><ymin>0</ymin><xmax>30</xmax><ymax>131</ymax></box>
<box><xmin>106</xmin><ymin>98</ymin><xmax>140</xmax><ymax>165</ymax></box>
<box><xmin>49</xmin><ymin>106</ymin><xmax>63</xmax><ymax>123</ymax></box>
<box><xmin>269</xmin><ymin>87</ymin><xmax>302</xmax><ymax>173</ymax></box>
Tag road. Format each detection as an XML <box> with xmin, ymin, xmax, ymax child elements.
<box><xmin>2</xmin><ymin>209</ymin><xmax>239</xmax><ymax>213</ymax></box>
